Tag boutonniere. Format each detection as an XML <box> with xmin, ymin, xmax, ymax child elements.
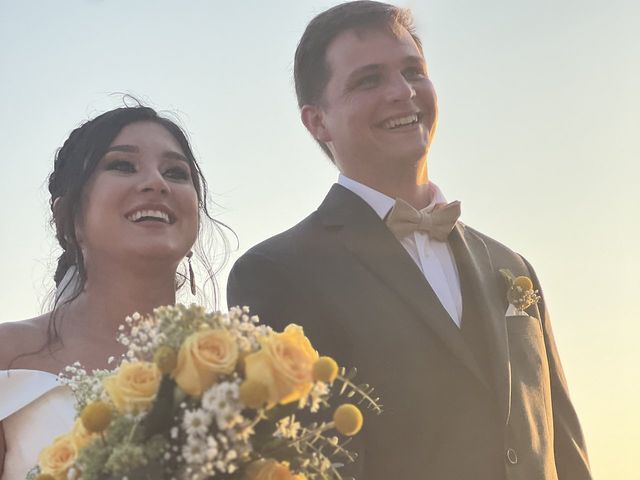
<box><xmin>499</xmin><ymin>269</ymin><xmax>541</xmax><ymax>315</ymax></box>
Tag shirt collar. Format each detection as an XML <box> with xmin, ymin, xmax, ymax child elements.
<box><xmin>337</xmin><ymin>174</ymin><xmax>448</xmax><ymax>219</ymax></box>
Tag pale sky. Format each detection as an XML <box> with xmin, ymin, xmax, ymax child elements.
<box><xmin>1</xmin><ymin>1</ymin><xmax>638</xmax><ymax>477</ymax></box>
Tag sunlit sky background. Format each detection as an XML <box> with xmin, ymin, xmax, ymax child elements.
<box><xmin>1</xmin><ymin>0</ymin><xmax>638</xmax><ymax>477</ymax></box>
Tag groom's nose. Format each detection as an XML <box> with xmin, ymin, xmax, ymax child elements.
<box><xmin>385</xmin><ymin>73</ymin><xmax>416</xmax><ymax>103</ymax></box>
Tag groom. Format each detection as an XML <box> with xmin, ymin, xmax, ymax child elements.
<box><xmin>228</xmin><ymin>2</ymin><xmax>591</xmax><ymax>479</ymax></box>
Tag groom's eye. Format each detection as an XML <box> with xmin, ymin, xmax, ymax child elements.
<box><xmin>354</xmin><ymin>74</ymin><xmax>381</xmax><ymax>89</ymax></box>
<box><xmin>403</xmin><ymin>66</ymin><xmax>426</xmax><ymax>81</ymax></box>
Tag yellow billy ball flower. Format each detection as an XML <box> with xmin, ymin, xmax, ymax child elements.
<box><xmin>514</xmin><ymin>276</ymin><xmax>533</xmax><ymax>291</ymax></box>
<box><xmin>35</xmin><ymin>475</ymin><xmax>56</xmax><ymax>480</ymax></box>
<box><xmin>333</xmin><ymin>404</ymin><xmax>363</xmax><ymax>436</ymax></box>
<box><xmin>80</xmin><ymin>401</ymin><xmax>112</xmax><ymax>433</ymax></box>
<box><xmin>312</xmin><ymin>356</ymin><xmax>339</xmax><ymax>384</ymax></box>
<box><xmin>239</xmin><ymin>379</ymin><xmax>270</xmax><ymax>409</ymax></box>
<box><xmin>154</xmin><ymin>345</ymin><xmax>178</xmax><ymax>374</ymax></box>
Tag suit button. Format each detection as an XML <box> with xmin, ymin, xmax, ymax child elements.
<box><xmin>506</xmin><ymin>448</ymin><xmax>518</xmax><ymax>465</ymax></box>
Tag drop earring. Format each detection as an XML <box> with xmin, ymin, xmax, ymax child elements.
<box><xmin>187</xmin><ymin>251</ymin><xmax>196</xmax><ymax>295</ymax></box>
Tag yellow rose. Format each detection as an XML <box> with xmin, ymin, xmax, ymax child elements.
<box><xmin>38</xmin><ymin>433</ymin><xmax>77</xmax><ymax>480</ymax></box>
<box><xmin>173</xmin><ymin>328</ymin><xmax>239</xmax><ymax>396</ymax></box>
<box><xmin>244</xmin><ymin>459</ymin><xmax>302</xmax><ymax>480</ymax></box>
<box><xmin>70</xmin><ymin>417</ymin><xmax>96</xmax><ymax>450</ymax></box>
<box><xmin>103</xmin><ymin>361</ymin><xmax>161</xmax><ymax>412</ymax></box>
<box><xmin>244</xmin><ymin>324</ymin><xmax>318</xmax><ymax>406</ymax></box>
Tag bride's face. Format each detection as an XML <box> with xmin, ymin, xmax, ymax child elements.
<box><xmin>77</xmin><ymin>121</ymin><xmax>199</xmax><ymax>267</ymax></box>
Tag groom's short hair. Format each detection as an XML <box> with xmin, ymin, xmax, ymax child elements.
<box><xmin>294</xmin><ymin>1</ymin><xmax>423</xmax><ymax>160</ymax></box>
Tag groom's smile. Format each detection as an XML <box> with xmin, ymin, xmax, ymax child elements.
<box><xmin>379</xmin><ymin>112</ymin><xmax>422</xmax><ymax>130</ymax></box>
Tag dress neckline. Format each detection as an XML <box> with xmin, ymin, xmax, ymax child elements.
<box><xmin>0</xmin><ymin>369</ymin><xmax>68</xmax><ymax>421</ymax></box>
<box><xmin>1</xmin><ymin>368</ymin><xmax>59</xmax><ymax>378</ymax></box>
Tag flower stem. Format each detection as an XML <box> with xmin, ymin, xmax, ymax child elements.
<box><xmin>127</xmin><ymin>418</ymin><xmax>139</xmax><ymax>444</ymax></box>
<box><xmin>286</xmin><ymin>421</ymin><xmax>335</xmax><ymax>449</ymax></box>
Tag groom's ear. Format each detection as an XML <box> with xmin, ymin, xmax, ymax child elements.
<box><xmin>301</xmin><ymin>104</ymin><xmax>332</xmax><ymax>143</ymax></box>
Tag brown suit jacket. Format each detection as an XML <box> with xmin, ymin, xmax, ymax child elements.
<box><xmin>228</xmin><ymin>184</ymin><xmax>591</xmax><ymax>480</ymax></box>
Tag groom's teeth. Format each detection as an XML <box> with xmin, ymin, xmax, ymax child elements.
<box><xmin>127</xmin><ymin>209</ymin><xmax>170</xmax><ymax>223</ymax></box>
<box><xmin>383</xmin><ymin>114</ymin><xmax>419</xmax><ymax>129</ymax></box>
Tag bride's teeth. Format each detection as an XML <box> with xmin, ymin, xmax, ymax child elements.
<box><xmin>127</xmin><ymin>209</ymin><xmax>170</xmax><ymax>223</ymax></box>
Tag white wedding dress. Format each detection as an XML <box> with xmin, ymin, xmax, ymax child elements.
<box><xmin>0</xmin><ymin>370</ymin><xmax>75</xmax><ymax>480</ymax></box>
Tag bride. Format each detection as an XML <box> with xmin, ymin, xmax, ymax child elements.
<box><xmin>0</xmin><ymin>104</ymin><xmax>226</xmax><ymax>479</ymax></box>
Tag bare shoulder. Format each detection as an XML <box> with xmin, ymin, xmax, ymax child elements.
<box><xmin>0</xmin><ymin>314</ymin><xmax>51</xmax><ymax>370</ymax></box>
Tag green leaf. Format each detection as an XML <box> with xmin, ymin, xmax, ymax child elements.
<box><xmin>261</xmin><ymin>438</ymin><xmax>300</xmax><ymax>462</ymax></box>
<box><xmin>499</xmin><ymin>268</ymin><xmax>515</xmax><ymax>285</ymax></box>
<box><xmin>143</xmin><ymin>375</ymin><xmax>176</xmax><ymax>437</ymax></box>
<box><xmin>264</xmin><ymin>402</ymin><xmax>300</xmax><ymax>422</ymax></box>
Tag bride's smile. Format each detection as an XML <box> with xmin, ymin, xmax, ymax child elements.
<box><xmin>125</xmin><ymin>205</ymin><xmax>175</xmax><ymax>224</ymax></box>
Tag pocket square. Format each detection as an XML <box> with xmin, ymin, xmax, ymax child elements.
<box><xmin>505</xmin><ymin>304</ymin><xmax>521</xmax><ymax>317</ymax></box>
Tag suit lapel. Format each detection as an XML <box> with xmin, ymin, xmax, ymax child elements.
<box><xmin>449</xmin><ymin>223</ymin><xmax>512</xmax><ymax>424</ymax></box>
<box><xmin>317</xmin><ymin>185</ymin><xmax>489</xmax><ymax>390</ymax></box>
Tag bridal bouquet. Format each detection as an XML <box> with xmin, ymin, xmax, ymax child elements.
<box><xmin>29</xmin><ymin>305</ymin><xmax>381</xmax><ymax>480</ymax></box>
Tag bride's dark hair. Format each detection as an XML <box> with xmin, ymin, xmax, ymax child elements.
<box><xmin>45</xmin><ymin>102</ymin><xmax>232</xmax><ymax>350</ymax></box>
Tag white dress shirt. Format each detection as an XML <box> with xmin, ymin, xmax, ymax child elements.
<box><xmin>338</xmin><ymin>174</ymin><xmax>463</xmax><ymax>327</ymax></box>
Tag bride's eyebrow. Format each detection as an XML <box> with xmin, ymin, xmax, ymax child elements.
<box><xmin>105</xmin><ymin>144</ymin><xmax>138</xmax><ymax>154</ymax></box>
<box><xmin>104</xmin><ymin>145</ymin><xmax>188</xmax><ymax>163</ymax></box>
<box><xmin>162</xmin><ymin>151</ymin><xmax>189</xmax><ymax>163</ymax></box>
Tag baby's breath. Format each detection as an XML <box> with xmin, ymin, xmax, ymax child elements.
<box><xmin>275</xmin><ymin>415</ymin><xmax>302</xmax><ymax>440</ymax></box>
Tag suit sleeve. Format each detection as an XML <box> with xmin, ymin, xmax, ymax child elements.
<box><xmin>227</xmin><ymin>251</ymin><xmax>294</xmax><ymax>333</ymax></box>
<box><xmin>522</xmin><ymin>257</ymin><xmax>592</xmax><ymax>480</ymax></box>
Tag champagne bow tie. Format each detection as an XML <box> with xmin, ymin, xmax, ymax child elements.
<box><xmin>385</xmin><ymin>198</ymin><xmax>461</xmax><ymax>241</ymax></box>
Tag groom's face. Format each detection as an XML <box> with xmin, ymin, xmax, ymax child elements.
<box><xmin>311</xmin><ymin>26</ymin><xmax>438</xmax><ymax>176</ymax></box>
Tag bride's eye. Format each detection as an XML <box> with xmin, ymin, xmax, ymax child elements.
<box><xmin>164</xmin><ymin>166</ymin><xmax>190</xmax><ymax>181</ymax></box>
<box><xmin>105</xmin><ymin>159</ymin><xmax>136</xmax><ymax>173</ymax></box>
